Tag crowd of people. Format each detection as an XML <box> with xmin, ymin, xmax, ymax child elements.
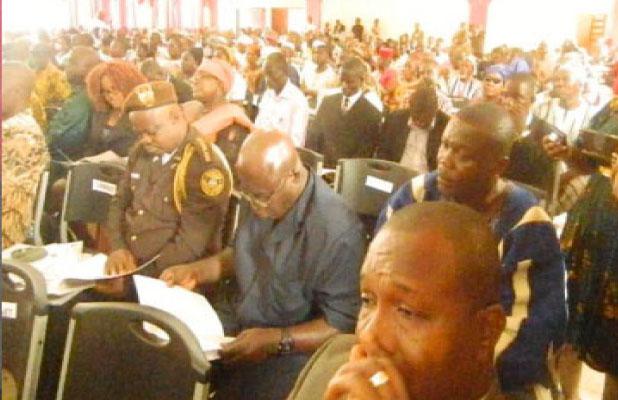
<box><xmin>2</xmin><ymin>15</ymin><xmax>618</xmax><ymax>400</ymax></box>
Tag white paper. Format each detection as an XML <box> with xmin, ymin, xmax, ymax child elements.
<box><xmin>92</xmin><ymin>179</ymin><xmax>117</xmax><ymax>196</ymax></box>
<box><xmin>134</xmin><ymin>275</ymin><xmax>228</xmax><ymax>356</ymax></box>
<box><xmin>2</xmin><ymin>243</ymin><xmax>159</xmax><ymax>296</ymax></box>
<box><xmin>365</xmin><ymin>175</ymin><xmax>394</xmax><ymax>194</ymax></box>
<box><xmin>2</xmin><ymin>302</ymin><xmax>18</xmax><ymax>319</ymax></box>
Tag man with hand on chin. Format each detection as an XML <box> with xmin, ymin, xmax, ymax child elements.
<box><xmin>289</xmin><ymin>202</ymin><xmax>507</xmax><ymax>400</ymax></box>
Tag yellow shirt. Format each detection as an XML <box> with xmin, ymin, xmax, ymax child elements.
<box><xmin>32</xmin><ymin>63</ymin><xmax>72</xmax><ymax>130</ymax></box>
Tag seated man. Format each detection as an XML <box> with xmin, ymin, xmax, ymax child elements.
<box><xmin>104</xmin><ymin>81</ymin><xmax>232</xmax><ymax>279</ymax></box>
<box><xmin>376</xmin><ymin>102</ymin><xmax>566</xmax><ymax>397</ymax></box>
<box><xmin>378</xmin><ymin>79</ymin><xmax>449</xmax><ymax>174</ymax></box>
<box><xmin>161</xmin><ymin>131</ymin><xmax>365</xmax><ymax>400</ymax></box>
<box><xmin>289</xmin><ymin>202</ymin><xmax>507</xmax><ymax>400</ymax></box>
<box><xmin>306</xmin><ymin>57</ymin><xmax>382</xmax><ymax>168</ymax></box>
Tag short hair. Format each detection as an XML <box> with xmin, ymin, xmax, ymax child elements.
<box><xmin>265</xmin><ymin>52</ymin><xmax>288</xmax><ymax>74</ymax></box>
<box><xmin>409</xmin><ymin>79</ymin><xmax>438</xmax><ymax>117</ymax></box>
<box><xmin>139</xmin><ymin>59</ymin><xmax>166</xmax><ymax>81</ymax></box>
<box><xmin>341</xmin><ymin>57</ymin><xmax>366</xmax><ymax>78</ymax></box>
<box><xmin>456</xmin><ymin>102</ymin><xmax>517</xmax><ymax>159</ymax></box>
<box><xmin>188</xmin><ymin>47</ymin><xmax>204</xmax><ymax>66</ymax></box>
<box><xmin>86</xmin><ymin>61</ymin><xmax>148</xmax><ymax>112</ymax></box>
<box><xmin>382</xmin><ymin>202</ymin><xmax>501</xmax><ymax>308</ymax></box>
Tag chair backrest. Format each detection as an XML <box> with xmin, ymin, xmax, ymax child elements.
<box><xmin>59</xmin><ymin>162</ymin><xmax>125</xmax><ymax>243</ymax></box>
<box><xmin>222</xmin><ymin>193</ymin><xmax>242</xmax><ymax>247</ymax></box>
<box><xmin>2</xmin><ymin>261</ymin><xmax>49</xmax><ymax>400</ymax></box>
<box><xmin>334</xmin><ymin>158</ymin><xmax>417</xmax><ymax>217</ymax></box>
<box><xmin>297</xmin><ymin>147</ymin><xmax>324</xmax><ymax>176</ymax></box>
<box><xmin>56</xmin><ymin>302</ymin><xmax>210</xmax><ymax>400</ymax></box>
<box><xmin>31</xmin><ymin>168</ymin><xmax>50</xmax><ymax>246</ymax></box>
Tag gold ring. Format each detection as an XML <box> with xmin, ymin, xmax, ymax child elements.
<box><xmin>369</xmin><ymin>371</ymin><xmax>389</xmax><ymax>387</ymax></box>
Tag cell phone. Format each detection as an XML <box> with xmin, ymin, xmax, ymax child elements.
<box><xmin>577</xmin><ymin>129</ymin><xmax>618</xmax><ymax>164</ymax></box>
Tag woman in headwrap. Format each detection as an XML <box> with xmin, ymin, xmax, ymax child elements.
<box><xmin>477</xmin><ymin>64</ymin><xmax>508</xmax><ymax>103</ymax></box>
<box><xmin>184</xmin><ymin>58</ymin><xmax>254</xmax><ymax>169</ymax></box>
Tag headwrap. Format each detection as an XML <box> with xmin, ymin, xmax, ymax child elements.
<box><xmin>484</xmin><ymin>64</ymin><xmax>510</xmax><ymax>81</ymax></box>
<box><xmin>196</xmin><ymin>58</ymin><xmax>234</xmax><ymax>94</ymax></box>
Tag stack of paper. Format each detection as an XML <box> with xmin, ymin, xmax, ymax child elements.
<box><xmin>134</xmin><ymin>275</ymin><xmax>232</xmax><ymax>360</ymax></box>
<box><xmin>2</xmin><ymin>243</ymin><xmax>158</xmax><ymax>296</ymax></box>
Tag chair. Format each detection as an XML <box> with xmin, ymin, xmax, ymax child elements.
<box><xmin>222</xmin><ymin>193</ymin><xmax>242</xmax><ymax>247</ymax></box>
<box><xmin>31</xmin><ymin>168</ymin><xmax>50</xmax><ymax>246</ymax></box>
<box><xmin>2</xmin><ymin>260</ymin><xmax>49</xmax><ymax>400</ymax></box>
<box><xmin>297</xmin><ymin>147</ymin><xmax>324</xmax><ymax>176</ymax></box>
<box><xmin>59</xmin><ymin>162</ymin><xmax>125</xmax><ymax>243</ymax></box>
<box><xmin>56</xmin><ymin>302</ymin><xmax>211</xmax><ymax>400</ymax></box>
<box><xmin>334</xmin><ymin>158</ymin><xmax>417</xmax><ymax>236</ymax></box>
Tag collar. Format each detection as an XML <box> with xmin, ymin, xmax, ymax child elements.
<box><xmin>272</xmin><ymin>79</ymin><xmax>295</xmax><ymax>100</ymax></box>
<box><xmin>342</xmin><ymin>90</ymin><xmax>363</xmax><ymax>109</ymax></box>
<box><xmin>268</xmin><ymin>172</ymin><xmax>315</xmax><ymax>244</ymax></box>
<box><xmin>407</xmin><ymin>117</ymin><xmax>435</xmax><ymax>131</ymax></box>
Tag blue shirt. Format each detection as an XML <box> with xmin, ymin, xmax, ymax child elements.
<box><xmin>376</xmin><ymin>171</ymin><xmax>567</xmax><ymax>391</ymax></box>
<box><xmin>233</xmin><ymin>172</ymin><xmax>365</xmax><ymax>333</ymax></box>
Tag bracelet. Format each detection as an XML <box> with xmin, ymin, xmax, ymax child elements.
<box><xmin>277</xmin><ymin>327</ymin><xmax>295</xmax><ymax>356</ymax></box>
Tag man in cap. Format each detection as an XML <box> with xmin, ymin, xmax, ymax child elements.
<box><xmin>289</xmin><ymin>202</ymin><xmax>507</xmax><ymax>400</ymax></box>
<box><xmin>160</xmin><ymin>131</ymin><xmax>365</xmax><ymax>399</ymax></box>
<box><xmin>104</xmin><ymin>80</ymin><xmax>232</xmax><ymax>279</ymax></box>
<box><xmin>376</xmin><ymin>102</ymin><xmax>566</xmax><ymax>398</ymax></box>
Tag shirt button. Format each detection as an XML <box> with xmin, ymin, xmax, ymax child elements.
<box><xmin>163</xmin><ymin>196</ymin><xmax>169</xmax><ymax>203</ymax></box>
<box><xmin>130</xmin><ymin>235</ymin><xmax>138</xmax><ymax>242</ymax></box>
<box><xmin>137</xmin><ymin>209</ymin><xmax>144</xmax><ymax>216</ymax></box>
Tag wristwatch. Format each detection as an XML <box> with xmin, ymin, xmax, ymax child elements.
<box><xmin>277</xmin><ymin>327</ymin><xmax>295</xmax><ymax>356</ymax></box>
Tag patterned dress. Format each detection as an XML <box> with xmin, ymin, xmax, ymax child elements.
<box><xmin>2</xmin><ymin>110</ymin><xmax>49</xmax><ymax>248</ymax></box>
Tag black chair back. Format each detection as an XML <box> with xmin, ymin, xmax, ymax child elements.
<box><xmin>2</xmin><ymin>261</ymin><xmax>49</xmax><ymax>400</ymax></box>
<box><xmin>56</xmin><ymin>302</ymin><xmax>210</xmax><ymax>400</ymax></box>
<box><xmin>297</xmin><ymin>147</ymin><xmax>325</xmax><ymax>175</ymax></box>
<box><xmin>59</xmin><ymin>162</ymin><xmax>125</xmax><ymax>242</ymax></box>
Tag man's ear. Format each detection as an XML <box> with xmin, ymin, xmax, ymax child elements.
<box><xmin>475</xmin><ymin>303</ymin><xmax>506</xmax><ymax>360</ymax></box>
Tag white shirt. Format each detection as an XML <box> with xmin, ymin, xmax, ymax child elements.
<box><xmin>447</xmin><ymin>75</ymin><xmax>482</xmax><ymax>100</ymax></box>
<box><xmin>399</xmin><ymin>121</ymin><xmax>430</xmax><ymax>173</ymax></box>
<box><xmin>227</xmin><ymin>70</ymin><xmax>248</xmax><ymax>102</ymax></box>
<box><xmin>255</xmin><ymin>80</ymin><xmax>310</xmax><ymax>147</ymax></box>
<box><xmin>532</xmin><ymin>97</ymin><xmax>599</xmax><ymax>144</ymax></box>
<box><xmin>301</xmin><ymin>63</ymin><xmax>338</xmax><ymax>94</ymax></box>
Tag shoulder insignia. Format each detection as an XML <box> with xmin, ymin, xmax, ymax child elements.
<box><xmin>200</xmin><ymin>168</ymin><xmax>225</xmax><ymax>197</ymax></box>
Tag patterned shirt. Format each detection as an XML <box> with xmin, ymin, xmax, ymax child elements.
<box><xmin>33</xmin><ymin>63</ymin><xmax>72</xmax><ymax>132</ymax></box>
<box><xmin>2</xmin><ymin>110</ymin><xmax>50</xmax><ymax>248</ymax></box>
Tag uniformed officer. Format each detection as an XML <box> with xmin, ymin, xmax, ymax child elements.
<box><xmin>104</xmin><ymin>80</ymin><xmax>232</xmax><ymax>277</ymax></box>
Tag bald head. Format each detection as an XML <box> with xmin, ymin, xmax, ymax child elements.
<box><xmin>377</xmin><ymin>202</ymin><xmax>501</xmax><ymax>308</ymax></box>
<box><xmin>455</xmin><ymin>102</ymin><xmax>517</xmax><ymax>159</ymax></box>
<box><xmin>2</xmin><ymin>62</ymin><xmax>36</xmax><ymax>120</ymax></box>
<box><xmin>236</xmin><ymin>132</ymin><xmax>307</xmax><ymax>220</ymax></box>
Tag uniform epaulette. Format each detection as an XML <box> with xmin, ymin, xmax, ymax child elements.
<box><xmin>173</xmin><ymin>137</ymin><xmax>233</xmax><ymax>212</ymax></box>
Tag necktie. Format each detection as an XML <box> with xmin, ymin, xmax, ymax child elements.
<box><xmin>342</xmin><ymin>96</ymin><xmax>349</xmax><ymax>112</ymax></box>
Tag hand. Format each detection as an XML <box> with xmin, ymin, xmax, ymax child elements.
<box><xmin>219</xmin><ymin>328</ymin><xmax>280</xmax><ymax>364</ymax></box>
<box><xmin>542</xmin><ymin>135</ymin><xmax>571</xmax><ymax>161</ymax></box>
<box><xmin>159</xmin><ymin>264</ymin><xmax>203</xmax><ymax>290</ymax></box>
<box><xmin>105</xmin><ymin>249</ymin><xmax>137</xmax><ymax>275</ymax></box>
<box><xmin>323</xmin><ymin>345</ymin><xmax>409</xmax><ymax>400</ymax></box>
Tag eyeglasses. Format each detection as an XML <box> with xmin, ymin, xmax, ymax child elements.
<box><xmin>484</xmin><ymin>77</ymin><xmax>503</xmax><ymax>84</ymax></box>
<box><xmin>238</xmin><ymin>176</ymin><xmax>289</xmax><ymax>208</ymax></box>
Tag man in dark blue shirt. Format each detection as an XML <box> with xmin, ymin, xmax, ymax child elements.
<box><xmin>161</xmin><ymin>131</ymin><xmax>365</xmax><ymax>399</ymax></box>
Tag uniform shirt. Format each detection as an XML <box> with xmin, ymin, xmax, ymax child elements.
<box><xmin>232</xmin><ymin>172</ymin><xmax>365</xmax><ymax>333</ymax></box>
<box><xmin>2</xmin><ymin>110</ymin><xmax>49</xmax><ymax>249</ymax></box>
<box><xmin>255</xmin><ymin>80</ymin><xmax>309</xmax><ymax>147</ymax></box>
<box><xmin>106</xmin><ymin>136</ymin><xmax>231</xmax><ymax>274</ymax></box>
<box><xmin>376</xmin><ymin>172</ymin><xmax>567</xmax><ymax>391</ymax></box>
